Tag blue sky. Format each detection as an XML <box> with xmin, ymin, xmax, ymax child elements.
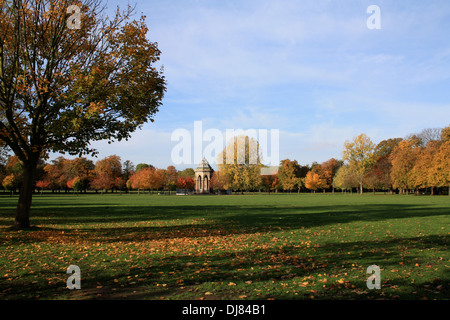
<box><xmin>73</xmin><ymin>0</ymin><xmax>450</xmax><ymax>170</ymax></box>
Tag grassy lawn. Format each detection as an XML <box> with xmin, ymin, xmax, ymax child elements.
<box><xmin>0</xmin><ymin>192</ymin><xmax>448</xmax><ymax>300</ymax></box>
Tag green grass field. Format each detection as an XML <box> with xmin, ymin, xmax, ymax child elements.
<box><xmin>0</xmin><ymin>193</ymin><xmax>448</xmax><ymax>300</ymax></box>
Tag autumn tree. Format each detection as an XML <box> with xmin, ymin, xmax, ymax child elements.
<box><xmin>311</xmin><ymin>158</ymin><xmax>342</xmax><ymax>192</ymax></box>
<box><xmin>67</xmin><ymin>176</ymin><xmax>83</xmax><ymax>194</ymax></box>
<box><xmin>176</xmin><ymin>176</ymin><xmax>195</xmax><ymax>194</ymax></box>
<box><xmin>342</xmin><ymin>133</ymin><xmax>375</xmax><ymax>194</ymax></box>
<box><xmin>277</xmin><ymin>159</ymin><xmax>302</xmax><ymax>192</ymax></box>
<box><xmin>5</xmin><ymin>156</ymin><xmax>23</xmax><ymax>186</ymax></box>
<box><xmin>178</xmin><ymin>168</ymin><xmax>195</xmax><ymax>179</ymax></box>
<box><xmin>210</xmin><ymin>171</ymin><xmax>231</xmax><ymax>193</ymax></box>
<box><xmin>271</xmin><ymin>175</ymin><xmax>281</xmax><ymax>192</ymax></box>
<box><xmin>441</xmin><ymin>126</ymin><xmax>450</xmax><ymax>142</ymax></box>
<box><xmin>434</xmin><ymin>140</ymin><xmax>450</xmax><ymax>195</ymax></box>
<box><xmin>35</xmin><ymin>179</ymin><xmax>50</xmax><ymax>194</ymax></box>
<box><xmin>71</xmin><ymin>157</ymin><xmax>95</xmax><ymax>192</ymax></box>
<box><xmin>0</xmin><ymin>0</ymin><xmax>166</xmax><ymax>228</ymax></box>
<box><xmin>364</xmin><ymin>156</ymin><xmax>392</xmax><ymax>193</ymax></box>
<box><xmin>304</xmin><ymin>171</ymin><xmax>322</xmax><ymax>193</ymax></box>
<box><xmin>122</xmin><ymin>160</ymin><xmax>135</xmax><ymax>181</ymax></box>
<box><xmin>436</xmin><ymin>125</ymin><xmax>450</xmax><ymax>195</ymax></box>
<box><xmin>147</xmin><ymin>168</ymin><xmax>165</xmax><ymax>193</ymax></box>
<box><xmin>332</xmin><ymin>164</ymin><xmax>359</xmax><ymax>193</ymax></box>
<box><xmin>217</xmin><ymin>135</ymin><xmax>263</xmax><ymax>193</ymax></box>
<box><xmin>3</xmin><ymin>154</ymin><xmax>45</xmax><ymax>192</ymax></box>
<box><xmin>374</xmin><ymin>138</ymin><xmax>404</xmax><ymax>159</ymax></box>
<box><xmin>390</xmin><ymin>138</ymin><xmax>422</xmax><ymax>195</ymax></box>
<box><xmin>130</xmin><ymin>166</ymin><xmax>165</xmax><ymax>194</ymax></box>
<box><xmin>364</xmin><ymin>138</ymin><xmax>402</xmax><ymax>193</ymax></box>
<box><xmin>114</xmin><ymin>176</ymin><xmax>126</xmax><ymax>194</ymax></box>
<box><xmin>129</xmin><ymin>167</ymin><xmax>146</xmax><ymax>195</ymax></box>
<box><xmin>135</xmin><ymin>163</ymin><xmax>153</xmax><ymax>172</ymax></box>
<box><xmin>2</xmin><ymin>173</ymin><xmax>18</xmax><ymax>193</ymax></box>
<box><xmin>40</xmin><ymin>156</ymin><xmax>72</xmax><ymax>191</ymax></box>
<box><xmin>91</xmin><ymin>155</ymin><xmax>122</xmax><ymax>193</ymax></box>
<box><xmin>410</xmin><ymin>141</ymin><xmax>437</xmax><ymax>194</ymax></box>
<box><xmin>164</xmin><ymin>165</ymin><xmax>178</xmax><ymax>193</ymax></box>
<box><xmin>260</xmin><ymin>174</ymin><xmax>275</xmax><ymax>192</ymax></box>
<box><xmin>410</xmin><ymin>135</ymin><xmax>450</xmax><ymax>195</ymax></box>
<box><xmin>2</xmin><ymin>155</ymin><xmax>23</xmax><ymax>193</ymax></box>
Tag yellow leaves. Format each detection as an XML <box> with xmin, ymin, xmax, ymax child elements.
<box><xmin>2</xmin><ymin>174</ymin><xmax>17</xmax><ymax>190</ymax></box>
<box><xmin>155</xmin><ymin>283</ymin><xmax>167</xmax><ymax>287</ymax></box>
<box><xmin>299</xmin><ymin>281</ymin><xmax>309</xmax><ymax>287</ymax></box>
<box><xmin>305</xmin><ymin>172</ymin><xmax>323</xmax><ymax>191</ymax></box>
<box><xmin>86</xmin><ymin>102</ymin><xmax>106</xmax><ymax>117</ymax></box>
<box><xmin>343</xmin><ymin>133</ymin><xmax>375</xmax><ymax>163</ymax></box>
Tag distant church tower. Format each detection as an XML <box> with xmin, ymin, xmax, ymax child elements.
<box><xmin>194</xmin><ymin>158</ymin><xmax>213</xmax><ymax>194</ymax></box>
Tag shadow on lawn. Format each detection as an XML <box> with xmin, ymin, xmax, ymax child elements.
<box><xmin>90</xmin><ymin>234</ymin><xmax>448</xmax><ymax>300</ymax></box>
<box><xmin>1</xmin><ymin>203</ymin><xmax>448</xmax><ymax>242</ymax></box>
<box><xmin>3</xmin><ymin>234</ymin><xmax>447</xmax><ymax>300</ymax></box>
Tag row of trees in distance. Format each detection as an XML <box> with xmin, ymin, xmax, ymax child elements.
<box><xmin>0</xmin><ymin>155</ymin><xmax>195</xmax><ymax>195</ymax></box>
<box><xmin>210</xmin><ymin>126</ymin><xmax>450</xmax><ymax>195</ymax></box>
<box><xmin>1</xmin><ymin>126</ymin><xmax>449</xmax><ymax>195</ymax></box>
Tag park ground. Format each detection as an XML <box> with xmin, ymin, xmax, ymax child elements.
<box><xmin>0</xmin><ymin>193</ymin><xmax>448</xmax><ymax>300</ymax></box>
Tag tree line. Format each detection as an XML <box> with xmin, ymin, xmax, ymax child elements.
<box><xmin>1</xmin><ymin>125</ymin><xmax>448</xmax><ymax>196</ymax></box>
<box><xmin>210</xmin><ymin>126</ymin><xmax>450</xmax><ymax>195</ymax></box>
<box><xmin>0</xmin><ymin>154</ymin><xmax>195</xmax><ymax>195</ymax></box>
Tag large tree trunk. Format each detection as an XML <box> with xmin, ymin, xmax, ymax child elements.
<box><xmin>15</xmin><ymin>160</ymin><xmax>38</xmax><ymax>229</ymax></box>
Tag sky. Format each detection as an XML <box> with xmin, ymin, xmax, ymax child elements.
<box><xmin>54</xmin><ymin>0</ymin><xmax>450</xmax><ymax>170</ymax></box>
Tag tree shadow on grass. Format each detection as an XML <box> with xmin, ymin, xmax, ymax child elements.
<box><xmin>1</xmin><ymin>203</ymin><xmax>448</xmax><ymax>244</ymax></box>
<box><xmin>3</xmin><ymin>234</ymin><xmax>446</xmax><ymax>300</ymax></box>
<box><xmin>93</xmin><ymin>234</ymin><xmax>448</xmax><ymax>300</ymax></box>
<box><xmin>1</xmin><ymin>198</ymin><xmax>448</xmax><ymax>299</ymax></box>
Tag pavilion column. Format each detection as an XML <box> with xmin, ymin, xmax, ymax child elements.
<box><xmin>194</xmin><ymin>158</ymin><xmax>213</xmax><ymax>194</ymax></box>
